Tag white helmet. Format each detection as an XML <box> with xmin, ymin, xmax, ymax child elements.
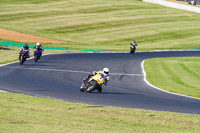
<box><xmin>103</xmin><ymin>68</ymin><xmax>109</xmax><ymax>75</ymax></box>
<box><xmin>36</xmin><ymin>42</ymin><xmax>40</xmax><ymax>46</ymax></box>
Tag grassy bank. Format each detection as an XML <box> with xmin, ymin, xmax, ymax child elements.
<box><xmin>144</xmin><ymin>57</ymin><xmax>200</xmax><ymax>98</ymax></box>
<box><xmin>0</xmin><ymin>0</ymin><xmax>200</xmax><ymax>51</ymax></box>
<box><xmin>0</xmin><ymin>92</ymin><xmax>200</xmax><ymax>133</ymax></box>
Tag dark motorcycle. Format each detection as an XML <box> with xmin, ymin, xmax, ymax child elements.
<box><xmin>19</xmin><ymin>50</ymin><xmax>29</xmax><ymax>65</ymax></box>
<box><xmin>34</xmin><ymin>50</ymin><xmax>42</xmax><ymax>62</ymax></box>
<box><xmin>130</xmin><ymin>45</ymin><xmax>136</xmax><ymax>54</ymax></box>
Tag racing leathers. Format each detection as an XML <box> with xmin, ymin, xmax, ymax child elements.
<box><xmin>33</xmin><ymin>45</ymin><xmax>44</xmax><ymax>54</ymax></box>
<box><xmin>19</xmin><ymin>46</ymin><xmax>30</xmax><ymax>59</ymax></box>
<box><xmin>130</xmin><ymin>40</ymin><xmax>137</xmax><ymax>47</ymax></box>
<box><xmin>82</xmin><ymin>71</ymin><xmax>110</xmax><ymax>92</ymax></box>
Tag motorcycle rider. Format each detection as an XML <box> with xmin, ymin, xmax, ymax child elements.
<box><xmin>130</xmin><ymin>40</ymin><xmax>137</xmax><ymax>54</ymax></box>
<box><xmin>80</xmin><ymin>68</ymin><xmax>110</xmax><ymax>92</ymax></box>
<box><xmin>33</xmin><ymin>42</ymin><xmax>44</xmax><ymax>54</ymax></box>
<box><xmin>130</xmin><ymin>40</ymin><xmax>137</xmax><ymax>47</ymax></box>
<box><xmin>19</xmin><ymin>44</ymin><xmax>30</xmax><ymax>59</ymax></box>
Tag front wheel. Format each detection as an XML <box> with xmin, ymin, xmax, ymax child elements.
<box><xmin>130</xmin><ymin>47</ymin><xmax>135</xmax><ymax>54</ymax></box>
<box><xmin>20</xmin><ymin>55</ymin><xmax>24</xmax><ymax>65</ymax></box>
<box><xmin>34</xmin><ymin>55</ymin><xmax>38</xmax><ymax>62</ymax></box>
<box><xmin>80</xmin><ymin>83</ymin><xmax>86</xmax><ymax>92</ymax></box>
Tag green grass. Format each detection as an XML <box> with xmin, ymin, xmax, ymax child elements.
<box><xmin>0</xmin><ymin>0</ymin><xmax>200</xmax><ymax>51</ymax></box>
<box><xmin>1</xmin><ymin>0</ymin><xmax>200</xmax><ymax>132</ymax></box>
<box><xmin>144</xmin><ymin>57</ymin><xmax>200</xmax><ymax>98</ymax></box>
<box><xmin>0</xmin><ymin>92</ymin><xmax>200</xmax><ymax>133</ymax></box>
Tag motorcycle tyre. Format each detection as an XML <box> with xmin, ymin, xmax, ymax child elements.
<box><xmin>130</xmin><ymin>49</ymin><xmax>135</xmax><ymax>54</ymax></box>
<box><xmin>20</xmin><ymin>55</ymin><xmax>24</xmax><ymax>65</ymax></box>
<box><xmin>80</xmin><ymin>83</ymin><xmax>85</xmax><ymax>92</ymax></box>
<box><xmin>34</xmin><ymin>55</ymin><xmax>38</xmax><ymax>62</ymax></box>
<box><xmin>97</xmin><ymin>87</ymin><xmax>102</xmax><ymax>93</ymax></box>
<box><xmin>86</xmin><ymin>82</ymin><xmax>97</xmax><ymax>93</ymax></box>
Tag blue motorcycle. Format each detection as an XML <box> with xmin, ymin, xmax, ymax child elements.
<box><xmin>34</xmin><ymin>50</ymin><xmax>42</xmax><ymax>62</ymax></box>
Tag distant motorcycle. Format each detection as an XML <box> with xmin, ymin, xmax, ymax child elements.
<box><xmin>130</xmin><ymin>45</ymin><xmax>136</xmax><ymax>54</ymax></box>
<box><xmin>34</xmin><ymin>50</ymin><xmax>42</xmax><ymax>62</ymax></box>
<box><xmin>80</xmin><ymin>72</ymin><xmax>105</xmax><ymax>93</ymax></box>
<box><xmin>19</xmin><ymin>50</ymin><xmax>29</xmax><ymax>65</ymax></box>
<box><xmin>188</xmin><ymin>0</ymin><xmax>196</xmax><ymax>5</ymax></box>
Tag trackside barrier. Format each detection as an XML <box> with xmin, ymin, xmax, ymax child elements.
<box><xmin>0</xmin><ymin>41</ymin><xmax>104</xmax><ymax>53</ymax></box>
<box><xmin>143</xmin><ymin>0</ymin><xmax>200</xmax><ymax>13</ymax></box>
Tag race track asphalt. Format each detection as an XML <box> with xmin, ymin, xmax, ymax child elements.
<box><xmin>0</xmin><ymin>51</ymin><xmax>200</xmax><ymax>114</ymax></box>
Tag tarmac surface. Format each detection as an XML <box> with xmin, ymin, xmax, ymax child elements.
<box><xmin>0</xmin><ymin>51</ymin><xmax>200</xmax><ymax>114</ymax></box>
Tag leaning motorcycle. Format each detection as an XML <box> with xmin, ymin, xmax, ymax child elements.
<box><xmin>80</xmin><ymin>72</ymin><xmax>105</xmax><ymax>93</ymax></box>
<box><xmin>34</xmin><ymin>49</ymin><xmax>42</xmax><ymax>62</ymax></box>
<box><xmin>19</xmin><ymin>50</ymin><xmax>29</xmax><ymax>65</ymax></box>
<box><xmin>130</xmin><ymin>45</ymin><xmax>136</xmax><ymax>54</ymax></box>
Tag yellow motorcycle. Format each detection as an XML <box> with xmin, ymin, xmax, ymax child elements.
<box><xmin>80</xmin><ymin>72</ymin><xmax>105</xmax><ymax>93</ymax></box>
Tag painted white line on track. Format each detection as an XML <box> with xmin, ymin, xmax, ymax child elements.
<box><xmin>0</xmin><ymin>52</ymin><xmax>75</xmax><ymax>68</ymax></box>
<box><xmin>110</xmin><ymin>73</ymin><xmax>143</xmax><ymax>76</ymax></box>
<box><xmin>1</xmin><ymin>51</ymin><xmax>200</xmax><ymax>98</ymax></box>
<box><xmin>3</xmin><ymin>66</ymin><xmax>143</xmax><ymax>76</ymax></box>
<box><xmin>0</xmin><ymin>90</ymin><xmax>7</xmax><ymax>92</ymax></box>
<box><xmin>3</xmin><ymin>66</ymin><xmax>89</xmax><ymax>74</ymax></box>
<box><xmin>0</xmin><ymin>53</ymin><xmax>71</xmax><ymax>92</ymax></box>
<box><xmin>141</xmin><ymin>60</ymin><xmax>200</xmax><ymax>100</ymax></box>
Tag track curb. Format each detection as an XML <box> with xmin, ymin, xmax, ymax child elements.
<box><xmin>141</xmin><ymin>60</ymin><xmax>200</xmax><ymax>100</ymax></box>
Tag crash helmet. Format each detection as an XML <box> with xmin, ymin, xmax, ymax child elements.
<box><xmin>36</xmin><ymin>42</ymin><xmax>40</xmax><ymax>46</ymax></box>
<box><xmin>103</xmin><ymin>68</ymin><xmax>109</xmax><ymax>75</ymax></box>
<box><xmin>24</xmin><ymin>44</ymin><xmax>28</xmax><ymax>49</ymax></box>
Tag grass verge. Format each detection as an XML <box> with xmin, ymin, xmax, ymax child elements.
<box><xmin>144</xmin><ymin>57</ymin><xmax>200</xmax><ymax>98</ymax></box>
<box><xmin>0</xmin><ymin>92</ymin><xmax>200</xmax><ymax>133</ymax></box>
<box><xmin>0</xmin><ymin>0</ymin><xmax>200</xmax><ymax>51</ymax></box>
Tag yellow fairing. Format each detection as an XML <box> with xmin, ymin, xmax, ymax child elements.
<box><xmin>92</xmin><ymin>72</ymin><xmax>105</xmax><ymax>84</ymax></box>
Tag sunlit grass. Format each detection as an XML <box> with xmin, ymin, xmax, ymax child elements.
<box><xmin>0</xmin><ymin>92</ymin><xmax>200</xmax><ymax>133</ymax></box>
<box><xmin>144</xmin><ymin>57</ymin><xmax>200</xmax><ymax>98</ymax></box>
<box><xmin>0</xmin><ymin>0</ymin><xmax>200</xmax><ymax>51</ymax></box>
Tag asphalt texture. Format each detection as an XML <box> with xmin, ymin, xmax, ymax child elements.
<box><xmin>0</xmin><ymin>51</ymin><xmax>200</xmax><ymax>114</ymax></box>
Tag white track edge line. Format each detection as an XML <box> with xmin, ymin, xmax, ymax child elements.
<box><xmin>0</xmin><ymin>53</ymin><xmax>72</xmax><ymax>92</ymax></box>
<box><xmin>141</xmin><ymin>60</ymin><xmax>200</xmax><ymax>100</ymax></box>
<box><xmin>3</xmin><ymin>66</ymin><xmax>143</xmax><ymax>76</ymax></box>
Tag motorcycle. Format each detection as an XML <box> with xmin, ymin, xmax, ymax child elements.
<box><xmin>80</xmin><ymin>72</ymin><xmax>105</xmax><ymax>93</ymax></box>
<box><xmin>34</xmin><ymin>49</ymin><xmax>42</xmax><ymax>62</ymax></box>
<box><xmin>19</xmin><ymin>50</ymin><xmax>29</xmax><ymax>65</ymax></box>
<box><xmin>188</xmin><ymin>0</ymin><xmax>196</xmax><ymax>5</ymax></box>
<box><xmin>130</xmin><ymin>45</ymin><xmax>136</xmax><ymax>54</ymax></box>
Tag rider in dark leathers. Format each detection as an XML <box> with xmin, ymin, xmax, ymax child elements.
<box><xmin>130</xmin><ymin>40</ymin><xmax>137</xmax><ymax>47</ymax></box>
<box><xmin>33</xmin><ymin>42</ymin><xmax>44</xmax><ymax>54</ymax></box>
<box><xmin>19</xmin><ymin>44</ymin><xmax>30</xmax><ymax>59</ymax></box>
